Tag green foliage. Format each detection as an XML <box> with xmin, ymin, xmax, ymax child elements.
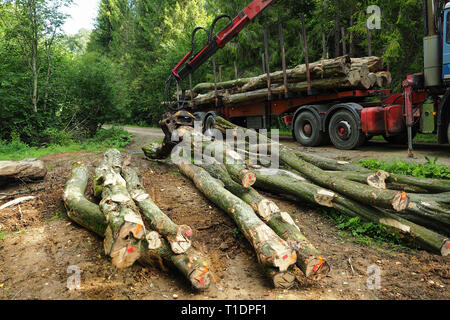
<box><xmin>320</xmin><ymin>208</ymin><xmax>411</xmax><ymax>248</ymax></box>
<box><xmin>359</xmin><ymin>157</ymin><xmax>450</xmax><ymax>179</ymax></box>
<box><xmin>0</xmin><ymin>127</ymin><xmax>132</xmax><ymax>161</ymax></box>
<box><xmin>0</xmin><ymin>232</ymin><xmax>6</xmax><ymax>241</ymax></box>
<box><xmin>0</xmin><ymin>0</ymin><xmax>439</xmax><ymax>139</ymax></box>
<box><xmin>91</xmin><ymin>127</ymin><xmax>133</xmax><ymax>149</ymax></box>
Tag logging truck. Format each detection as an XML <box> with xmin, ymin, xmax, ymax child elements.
<box><xmin>164</xmin><ymin>0</ymin><xmax>450</xmax><ymax>155</ymax></box>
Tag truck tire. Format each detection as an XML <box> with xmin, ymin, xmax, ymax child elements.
<box><xmin>328</xmin><ymin>110</ymin><xmax>366</xmax><ymax>150</ymax></box>
<box><xmin>293</xmin><ymin>111</ymin><xmax>327</xmax><ymax>147</ymax></box>
<box><xmin>204</xmin><ymin>113</ymin><xmax>216</xmax><ymax>134</ymax></box>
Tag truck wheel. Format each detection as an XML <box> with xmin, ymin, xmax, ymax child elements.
<box><xmin>293</xmin><ymin>111</ymin><xmax>327</xmax><ymax>147</ymax></box>
<box><xmin>204</xmin><ymin>114</ymin><xmax>216</xmax><ymax>134</ymax></box>
<box><xmin>329</xmin><ymin>110</ymin><xmax>366</xmax><ymax>150</ymax></box>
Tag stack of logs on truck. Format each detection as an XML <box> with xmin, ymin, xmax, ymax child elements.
<box><xmin>134</xmin><ymin>115</ymin><xmax>449</xmax><ymax>289</ymax></box>
<box><xmin>181</xmin><ymin>55</ymin><xmax>438</xmax><ymax>150</ymax></box>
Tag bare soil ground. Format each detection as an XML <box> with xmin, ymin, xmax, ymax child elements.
<box><xmin>0</xmin><ymin>128</ymin><xmax>449</xmax><ymax>300</ymax></box>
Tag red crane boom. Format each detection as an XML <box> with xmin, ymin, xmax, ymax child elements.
<box><xmin>166</xmin><ymin>0</ymin><xmax>275</xmax><ymax>111</ymax></box>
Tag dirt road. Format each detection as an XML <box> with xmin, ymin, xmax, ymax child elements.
<box><xmin>123</xmin><ymin>126</ymin><xmax>450</xmax><ymax>165</ymax></box>
<box><xmin>0</xmin><ymin>128</ymin><xmax>449</xmax><ymax>300</ymax></box>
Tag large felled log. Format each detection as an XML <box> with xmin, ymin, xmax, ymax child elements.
<box><xmin>193</xmin><ymin>78</ymin><xmax>253</xmax><ymax>95</ymax></box>
<box><xmin>294</xmin><ymin>151</ymin><xmax>370</xmax><ymax>172</ymax></box>
<box><xmin>215</xmin><ymin>117</ymin><xmax>450</xmax><ymax>231</ymax></box>
<box><xmin>329</xmin><ymin>170</ymin><xmax>450</xmax><ymax>194</ymax></box>
<box><xmin>251</xmin><ymin>167</ymin><xmax>450</xmax><ymax>256</ymax></box>
<box><xmin>178</xmin><ymin>161</ymin><xmax>297</xmax><ymax>273</ymax></box>
<box><xmin>0</xmin><ymin>159</ymin><xmax>47</xmax><ymax>184</ymax></box>
<box><xmin>351</xmin><ymin>56</ymin><xmax>384</xmax><ymax>72</ymax></box>
<box><xmin>198</xmin><ymin>159</ymin><xmax>329</xmax><ymax>280</ymax></box>
<box><xmin>240</xmin><ymin>56</ymin><xmax>352</xmax><ymax>92</ymax></box>
<box><xmin>215</xmin><ymin>117</ymin><xmax>409</xmax><ymax>212</ymax></box>
<box><xmin>122</xmin><ymin>167</ymin><xmax>193</xmax><ymax>254</ymax></box>
<box><xmin>219</xmin><ymin>77</ymin><xmax>364</xmax><ymax>107</ymax></box>
<box><xmin>264</xmin><ymin>266</ymin><xmax>297</xmax><ymax>289</ymax></box>
<box><xmin>376</xmin><ymin>71</ymin><xmax>392</xmax><ymax>87</ymax></box>
<box><xmin>142</xmin><ymin>141</ymin><xmax>174</xmax><ymax>160</ymax></box>
<box><xmin>93</xmin><ymin>149</ymin><xmax>147</xmax><ymax>269</ymax></box>
<box><xmin>63</xmin><ymin>162</ymin><xmax>212</xmax><ymax>290</ymax></box>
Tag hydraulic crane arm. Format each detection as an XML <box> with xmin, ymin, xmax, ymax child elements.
<box><xmin>165</xmin><ymin>0</ymin><xmax>275</xmax><ymax>111</ymax></box>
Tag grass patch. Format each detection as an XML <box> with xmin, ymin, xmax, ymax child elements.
<box><xmin>107</xmin><ymin>123</ymin><xmax>158</xmax><ymax>129</ymax></box>
<box><xmin>0</xmin><ymin>232</ymin><xmax>6</xmax><ymax>241</ymax></box>
<box><xmin>270</xmin><ymin>129</ymin><xmax>292</xmax><ymax>136</ymax></box>
<box><xmin>0</xmin><ymin>127</ymin><xmax>133</xmax><ymax>161</ymax></box>
<box><xmin>359</xmin><ymin>156</ymin><xmax>450</xmax><ymax>179</ymax></box>
<box><xmin>319</xmin><ymin>208</ymin><xmax>413</xmax><ymax>250</ymax></box>
<box><xmin>371</xmin><ymin>134</ymin><xmax>438</xmax><ymax>143</ymax></box>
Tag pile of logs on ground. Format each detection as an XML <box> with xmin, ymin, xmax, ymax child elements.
<box><xmin>187</xmin><ymin>56</ymin><xmax>391</xmax><ymax>107</ymax></box>
<box><xmin>62</xmin><ymin>150</ymin><xmax>212</xmax><ymax>291</ymax></box>
<box><xmin>142</xmin><ymin>116</ymin><xmax>450</xmax><ymax>279</ymax></box>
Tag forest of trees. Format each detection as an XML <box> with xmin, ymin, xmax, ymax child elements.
<box><xmin>0</xmin><ymin>0</ymin><xmax>427</xmax><ymax>146</ymax></box>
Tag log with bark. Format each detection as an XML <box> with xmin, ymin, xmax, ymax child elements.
<box><xmin>187</xmin><ymin>55</ymin><xmax>390</xmax><ymax>108</ymax></box>
<box><xmin>294</xmin><ymin>152</ymin><xmax>450</xmax><ymax>194</ymax></box>
<box><xmin>177</xmin><ymin>161</ymin><xmax>297</xmax><ymax>273</ymax></box>
<box><xmin>351</xmin><ymin>56</ymin><xmax>384</xmax><ymax>72</ymax></box>
<box><xmin>122</xmin><ymin>167</ymin><xmax>193</xmax><ymax>254</ymax></box>
<box><xmin>251</xmin><ymin>167</ymin><xmax>450</xmax><ymax>256</ymax></box>
<box><xmin>197</xmin><ymin>158</ymin><xmax>330</xmax><ymax>280</ymax></box>
<box><xmin>329</xmin><ymin>170</ymin><xmax>450</xmax><ymax>194</ymax></box>
<box><xmin>214</xmin><ymin>116</ymin><xmax>450</xmax><ymax>246</ymax></box>
<box><xmin>240</xmin><ymin>56</ymin><xmax>352</xmax><ymax>92</ymax></box>
<box><xmin>93</xmin><ymin>149</ymin><xmax>148</xmax><ymax>269</ymax></box>
<box><xmin>0</xmin><ymin>159</ymin><xmax>47</xmax><ymax>184</ymax></box>
<box><xmin>63</xmin><ymin>161</ymin><xmax>212</xmax><ymax>290</ymax></box>
<box><xmin>193</xmin><ymin>78</ymin><xmax>254</xmax><ymax>95</ymax></box>
<box><xmin>215</xmin><ymin>77</ymin><xmax>369</xmax><ymax>107</ymax></box>
<box><xmin>142</xmin><ymin>141</ymin><xmax>175</xmax><ymax>160</ymax></box>
<box><xmin>215</xmin><ymin>117</ymin><xmax>409</xmax><ymax>212</ymax></box>
<box><xmin>294</xmin><ymin>151</ymin><xmax>371</xmax><ymax>172</ymax></box>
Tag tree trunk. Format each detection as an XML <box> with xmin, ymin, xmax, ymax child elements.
<box><xmin>214</xmin><ymin>116</ymin><xmax>450</xmax><ymax>242</ymax></box>
<box><xmin>178</xmin><ymin>162</ymin><xmax>297</xmax><ymax>273</ymax></box>
<box><xmin>63</xmin><ymin>162</ymin><xmax>212</xmax><ymax>290</ymax></box>
<box><xmin>122</xmin><ymin>167</ymin><xmax>193</xmax><ymax>254</ymax></box>
<box><xmin>193</xmin><ymin>78</ymin><xmax>253</xmax><ymax>95</ymax></box>
<box><xmin>198</xmin><ymin>161</ymin><xmax>330</xmax><ymax>280</ymax></box>
<box><xmin>0</xmin><ymin>159</ymin><xmax>47</xmax><ymax>184</ymax></box>
<box><xmin>351</xmin><ymin>57</ymin><xmax>384</xmax><ymax>72</ymax></box>
<box><xmin>142</xmin><ymin>141</ymin><xmax>174</xmax><ymax>160</ymax></box>
<box><xmin>330</xmin><ymin>170</ymin><xmax>450</xmax><ymax>194</ymax></box>
<box><xmin>294</xmin><ymin>151</ymin><xmax>370</xmax><ymax>172</ymax></box>
<box><xmin>93</xmin><ymin>149</ymin><xmax>147</xmax><ymax>269</ymax></box>
<box><xmin>215</xmin><ymin>117</ymin><xmax>410</xmax><ymax>212</ymax></box>
<box><xmin>63</xmin><ymin>162</ymin><xmax>108</xmax><ymax>237</ymax></box>
<box><xmin>334</xmin><ymin>13</ymin><xmax>341</xmax><ymax>57</ymax></box>
<box><xmin>264</xmin><ymin>266</ymin><xmax>297</xmax><ymax>289</ymax></box>
<box><xmin>251</xmin><ymin>167</ymin><xmax>450</xmax><ymax>256</ymax></box>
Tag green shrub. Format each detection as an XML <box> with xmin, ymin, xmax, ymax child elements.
<box><xmin>320</xmin><ymin>208</ymin><xmax>411</xmax><ymax>248</ymax></box>
<box><xmin>92</xmin><ymin>127</ymin><xmax>133</xmax><ymax>149</ymax></box>
<box><xmin>0</xmin><ymin>127</ymin><xmax>133</xmax><ymax>161</ymax></box>
<box><xmin>42</xmin><ymin>128</ymin><xmax>73</xmax><ymax>146</ymax></box>
<box><xmin>359</xmin><ymin>157</ymin><xmax>450</xmax><ymax>180</ymax></box>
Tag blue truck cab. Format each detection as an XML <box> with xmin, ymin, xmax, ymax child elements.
<box><xmin>442</xmin><ymin>3</ymin><xmax>450</xmax><ymax>81</ymax></box>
